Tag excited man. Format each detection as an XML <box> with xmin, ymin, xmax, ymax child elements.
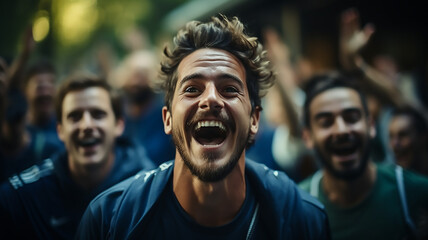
<box><xmin>299</xmin><ymin>73</ymin><xmax>428</xmax><ymax>240</ymax></box>
<box><xmin>76</xmin><ymin>15</ymin><xmax>329</xmax><ymax>239</ymax></box>
<box><xmin>0</xmin><ymin>74</ymin><xmax>154</xmax><ymax>239</ymax></box>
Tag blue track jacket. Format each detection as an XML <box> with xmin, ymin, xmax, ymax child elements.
<box><xmin>76</xmin><ymin>160</ymin><xmax>330</xmax><ymax>239</ymax></box>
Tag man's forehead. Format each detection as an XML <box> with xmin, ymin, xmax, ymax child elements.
<box><xmin>310</xmin><ymin>87</ymin><xmax>363</xmax><ymax>114</ymax></box>
<box><xmin>177</xmin><ymin>48</ymin><xmax>246</xmax><ymax>83</ymax></box>
<box><xmin>63</xmin><ymin>87</ymin><xmax>110</xmax><ymax>106</ymax></box>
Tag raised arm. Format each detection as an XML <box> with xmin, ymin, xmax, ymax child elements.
<box><xmin>339</xmin><ymin>8</ymin><xmax>403</xmax><ymax>107</ymax></box>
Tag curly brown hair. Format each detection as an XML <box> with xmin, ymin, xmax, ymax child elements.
<box><xmin>157</xmin><ymin>14</ymin><xmax>275</xmax><ymax>111</ymax></box>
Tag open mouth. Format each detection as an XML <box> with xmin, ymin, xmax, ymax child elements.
<box><xmin>330</xmin><ymin>144</ymin><xmax>358</xmax><ymax>156</ymax></box>
<box><xmin>193</xmin><ymin>120</ymin><xmax>228</xmax><ymax>146</ymax></box>
<box><xmin>77</xmin><ymin>138</ymin><xmax>101</xmax><ymax>148</ymax></box>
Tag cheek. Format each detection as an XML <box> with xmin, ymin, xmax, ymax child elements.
<box><xmin>401</xmin><ymin>137</ymin><xmax>413</xmax><ymax>147</ymax></box>
<box><xmin>313</xmin><ymin>129</ymin><xmax>330</xmax><ymax>144</ymax></box>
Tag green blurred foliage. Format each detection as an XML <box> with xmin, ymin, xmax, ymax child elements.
<box><xmin>0</xmin><ymin>0</ymin><xmax>189</xmax><ymax>72</ymax></box>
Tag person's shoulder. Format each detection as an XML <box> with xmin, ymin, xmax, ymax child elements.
<box><xmin>245</xmin><ymin>159</ymin><xmax>293</xmax><ymax>190</ymax></box>
<box><xmin>0</xmin><ymin>158</ymin><xmax>56</xmax><ymax>211</ymax></box>
<box><xmin>246</xmin><ymin>159</ymin><xmax>324</xmax><ymax>210</ymax></box>
<box><xmin>246</xmin><ymin>160</ymin><xmax>329</xmax><ymax>239</ymax></box>
<box><xmin>297</xmin><ymin>174</ymin><xmax>314</xmax><ymax>192</ymax></box>
<box><xmin>2</xmin><ymin>158</ymin><xmax>55</xmax><ymax>192</ymax></box>
<box><xmin>80</xmin><ymin>162</ymin><xmax>174</xmax><ymax>239</ymax></box>
<box><xmin>378</xmin><ymin>163</ymin><xmax>428</xmax><ymax>186</ymax></box>
<box><xmin>297</xmin><ymin>187</ymin><xmax>325</xmax><ymax>210</ymax></box>
<box><xmin>89</xmin><ymin>161</ymin><xmax>174</xmax><ymax>211</ymax></box>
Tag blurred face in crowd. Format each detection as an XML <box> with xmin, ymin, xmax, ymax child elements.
<box><xmin>25</xmin><ymin>73</ymin><xmax>56</xmax><ymax>122</ymax></box>
<box><xmin>162</xmin><ymin>48</ymin><xmax>260</xmax><ymax>182</ymax></box>
<box><xmin>388</xmin><ymin>114</ymin><xmax>419</xmax><ymax>168</ymax></box>
<box><xmin>305</xmin><ymin>88</ymin><xmax>375</xmax><ymax>181</ymax></box>
<box><xmin>57</xmin><ymin>87</ymin><xmax>124</xmax><ymax>170</ymax></box>
<box><xmin>120</xmin><ymin>52</ymin><xmax>157</xmax><ymax>105</ymax></box>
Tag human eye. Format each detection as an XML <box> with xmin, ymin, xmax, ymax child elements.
<box><xmin>314</xmin><ymin>113</ymin><xmax>334</xmax><ymax>128</ymax></box>
<box><xmin>91</xmin><ymin>109</ymin><xmax>107</xmax><ymax>119</ymax></box>
<box><xmin>185</xmin><ymin>86</ymin><xmax>199</xmax><ymax>93</ymax></box>
<box><xmin>224</xmin><ymin>86</ymin><xmax>239</xmax><ymax>93</ymax></box>
<box><xmin>343</xmin><ymin>109</ymin><xmax>362</xmax><ymax>123</ymax></box>
<box><xmin>67</xmin><ymin>111</ymin><xmax>82</xmax><ymax>122</ymax></box>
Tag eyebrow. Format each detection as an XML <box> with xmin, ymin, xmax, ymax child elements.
<box><xmin>342</xmin><ymin>107</ymin><xmax>362</xmax><ymax>114</ymax></box>
<box><xmin>179</xmin><ymin>73</ymin><xmax>244</xmax><ymax>89</ymax></box>
<box><xmin>313</xmin><ymin>107</ymin><xmax>362</xmax><ymax>119</ymax></box>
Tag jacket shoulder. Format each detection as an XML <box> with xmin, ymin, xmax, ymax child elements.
<box><xmin>4</xmin><ymin>158</ymin><xmax>55</xmax><ymax>190</ymax></box>
<box><xmin>245</xmin><ymin>160</ymin><xmax>329</xmax><ymax>239</ymax></box>
<box><xmin>77</xmin><ymin>161</ymin><xmax>174</xmax><ymax>239</ymax></box>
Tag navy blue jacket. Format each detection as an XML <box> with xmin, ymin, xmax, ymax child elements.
<box><xmin>76</xmin><ymin>160</ymin><xmax>330</xmax><ymax>239</ymax></box>
<box><xmin>0</xmin><ymin>137</ymin><xmax>154</xmax><ymax>240</ymax></box>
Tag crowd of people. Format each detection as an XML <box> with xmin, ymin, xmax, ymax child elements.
<box><xmin>0</xmin><ymin>7</ymin><xmax>427</xmax><ymax>240</ymax></box>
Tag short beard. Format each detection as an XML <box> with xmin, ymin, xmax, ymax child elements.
<box><xmin>172</xmin><ymin>126</ymin><xmax>250</xmax><ymax>183</ymax></box>
<box><xmin>315</xmin><ymin>137</ymin><xmax>372</xmax><ymax>181</ymax></box>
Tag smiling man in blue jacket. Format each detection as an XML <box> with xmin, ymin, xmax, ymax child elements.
<box><xmin>76</xmin><ymin>15</ymin><xmax>330</xmax><ymax>240</ymax></box>
<box><xmin>0</xmin><ymin>74</ymin><xmax>154</xmax><ymax>239</ymax></box>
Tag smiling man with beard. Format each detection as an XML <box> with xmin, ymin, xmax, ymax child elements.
<box><xmin>76</xmin><ymin>15</ymin><xmax>330</xmax><ymax>240</ymax></box>
<box><xmin>299</xmin><ymin>73</ymin><xmax>428</xmax><ymax>240</ymax></box>
<box><xmin>0</xmin><ymin>74</ymin><xmax>154</xmax><ymax>239</ymax></box>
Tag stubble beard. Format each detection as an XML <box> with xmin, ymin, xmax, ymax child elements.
<box><xmin>315</xmin><ymin>135</ymin><xmax>372</xmax><ymax>181</ymax></box>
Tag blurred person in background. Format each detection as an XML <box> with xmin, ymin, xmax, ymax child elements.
<box><xmin>24</xmin><ymin>59</ymin><xmax>63</xmax><ymax>149</ymax></box>
<box><xmin>0</xmin><ymin>31</ymin><xmax>60</xmax><ymax>181</ymax></box>
<box><xmin>110</xmin><ymin>50</ymin><xmax>175</xmax><ymax>166</ymax></box>
<box><xmin>0</xmin><ymin>74</ymin><xmax>154</xmax><ymax>239</ymax></box>
<box><xmin>299</xmin><ymin>73</ymin><xmax>428</xmax><ymax>240</ymax></box>
<box><xmin>389</xmin><ymin>105</ymin><xmax>428</xmax><ymax>176</ymax></box>
<box><xmin>247</xmin><ymin>28</ymin><xmax>318</xmax><ymax>182</ymax></box>
<box><xmin>6</xmin><ymin>28</ymin><xmax>62</xmax><ymax>148</ymax></box>
<box><xmin>338</xmin><ymin>8</ymin><xmax>405</xmax><ymax>164</ymax></box>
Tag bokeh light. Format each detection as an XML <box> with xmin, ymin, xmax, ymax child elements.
<box><xmin>54</xmin><ymin>0</ymin><xmax>99</xmax><ymax>47</ymax></box>
<box><xmin>32</xmin><ymin>11</ymin><xmax>50</xmax><ymax>42</ymax></box>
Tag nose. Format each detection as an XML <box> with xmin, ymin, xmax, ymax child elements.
<box><xmin>198</xmin><ymin>83</ymin><xmax>224</xmax><ymax>110</ymax></box>
<box><xmin>332</xmin><ymin>117</ymin><xmax>349</xmax><ymax>135</ymax></box>
<box><xmin>80</xmin><ymin>111</ymin><xmax>95</xmax><ymax>132</ymax></box>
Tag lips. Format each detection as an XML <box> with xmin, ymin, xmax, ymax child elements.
<box><xmin>327</xmin><ymin>138</ymin><xmax>360</xmax><ymax>156</ymax></box>
<box><xmin>77</xmin><ymin>138</ymin><xmax>101</xmax><ymax>148</ymax></box>
<box><xmin>193</xmin><ymin>120</ymin><xmax>228</xmax><ymax>146</ymax></box>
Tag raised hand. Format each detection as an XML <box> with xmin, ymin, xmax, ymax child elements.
<box><xmin>339</xmin><ymin>8</ymin><xmax>375</xmax><ymax>69</ymax></box>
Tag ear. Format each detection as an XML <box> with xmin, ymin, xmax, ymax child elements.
<box><xmin>302</xmin><ymin>128</ymin><xmax>314</xmax><ymax>149</ymax></box>
<box><xmin>250</xmin><ymin>106</ymin><xmax>261</xmax><ymax>135</ymax></box>
<box><xmin>368</xmin><ymin>116</ymin><xmax>376</xmax><ymax>139</ymax></box>
<box><xmin>162</xmin><ymin>106</ymin><xmax>172</xmax><ymax>135</ymax></box>
<box><xmin>57</xmin><ymin>123</ymin><xmax>65</xmax><ymax>142</ymax></box>
<box><xmin>114</xmin><ymin>118</ymin><xmax>125</xmax><ymax>137</ymax></box>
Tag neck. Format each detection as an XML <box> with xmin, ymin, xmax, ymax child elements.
<box><xmin>173</xmin><ymin>154</ymin><xmax>246</xmax><ymax>227</ymax></box>
<box><xmin>322</xmin><ymin>162</ymin><xmax>377</xmax><ymax>208</ymax></box>
<box><xmin>68</xmin><ymin>153</ymin><xmax>115</xmax><ymax>191</ymax></box>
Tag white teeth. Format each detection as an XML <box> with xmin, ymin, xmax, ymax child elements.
<box><xmin>195</xmin><ymin>121</ymin><xmax>226</xmax><ymax>131</ymax></box>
